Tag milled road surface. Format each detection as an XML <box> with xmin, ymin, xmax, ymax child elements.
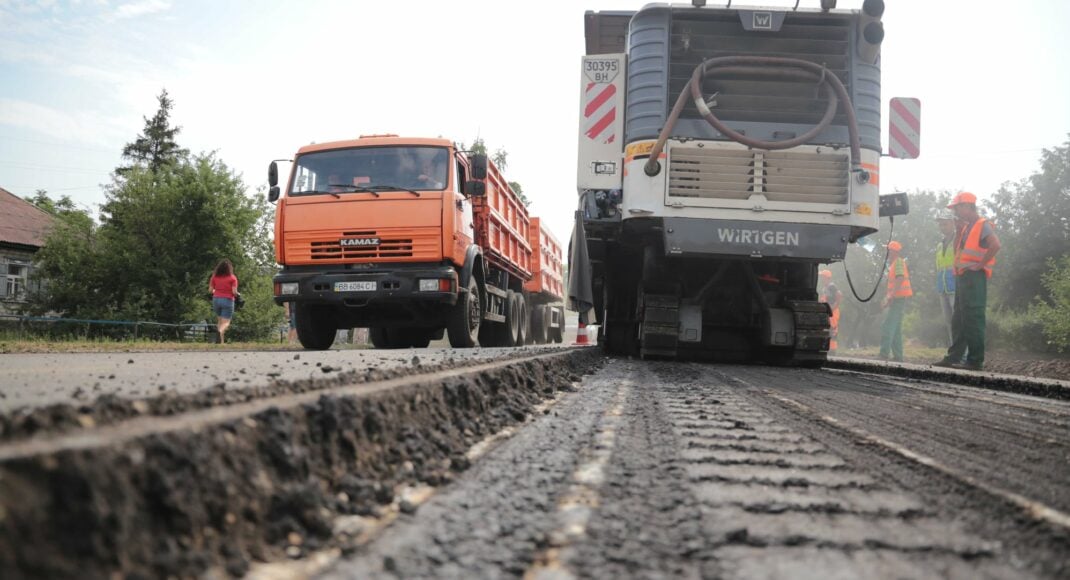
<box><xmin>0</xmin><ymin>346</ymin><xmax>557</xmax><ymax>412</ymax></box>
<box><xmin>322</xmin><ymin>359</ymin><xmax>1069</xmax><ymax>579</ymax></box>
<box><xmin>3</xmin><ymin>350</ymin><xmax>1067</xmax><ymax>578</ymax></box>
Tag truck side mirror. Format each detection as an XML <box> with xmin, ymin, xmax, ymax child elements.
<box><xmin>268</xmin><ymin>161</ymin><xmax>279</xmax><ymax>187</ymax></box>
<box><xmin>464</xmin><ymin>180</ymin><xmax>486</xmax><ymax>197</ymax></box>
<box><xmin>268</xmin><ymin>186</ymin><xmax>281</xmax><ymax>203</ymax></box>
<box><xmin>469</xmin><ymin>154</ymin><xmax>488</xmax><ymax>180</ymax></box>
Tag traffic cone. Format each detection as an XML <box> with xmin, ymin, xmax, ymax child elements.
<box><xmin>574</xmin><ymin>321</ymin><xmax>590</xmax><ymax>345</ymax></box>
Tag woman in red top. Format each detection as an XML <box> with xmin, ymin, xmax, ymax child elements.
<box><xmin>209</xmin><ymin>259</ymin><xmax>239</xmax><ymax>344</ymax></box>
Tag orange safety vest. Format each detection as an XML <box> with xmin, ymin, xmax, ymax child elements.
<box><xmin>954</xmin><ymin>218</ymin><xmax>995</xmax><ymax>278</ymax></box>
<box><xmin>887</xmin><ymin>257</ymin><xmax>913</xmax><ymax>298</ymax></box>
<box><xmin>818</xmin><ymin>290</ymin><xmax>840</xmax><ymax>350</ymax></box>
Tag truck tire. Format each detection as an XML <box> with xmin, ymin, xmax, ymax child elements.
<box><xmin>552</xmin><ymin>306</ymin><xmax>565</xmax><ymax>343</ymax></box>
<box><xmin>371</xmin><ymin>327</ymin><xmax>431</xmax><ymax>349</ymax></box>
<box><xmin>369</xmin><ymin>327</ymin><xmax>392</xmax><ymax>349</ymax></box>
<box><xmin>448</xmin><ymin>277</ymin><xmax>481</xmax><ymax>348</ymax></box>
<box><xmin>517</xmin><ymin>295</ymin><xmax>530</xmax><ymax>345</ymax></box>
<box><xmin>295</xmin><ymin>304</ymin><xmax>336</xmax><ymax>350</ymax></box>
<box><xmin>542</xmin><ymin>306</ymin><xmax>553</xmax><ymax>344</ymax></box>
<box><xmin>531</xmin><ymin>305</ymin><xmax>546</xmax><ymax>344</ymax></box>
<box><xmin>403</xmin><ymin>329</ymin><xmax>432</xmax><ymax>348</ymax></box>
<box><xmin>503</xmin><ymin>291</ymin><xmax>521</xmax><ymax>347</ymax></box>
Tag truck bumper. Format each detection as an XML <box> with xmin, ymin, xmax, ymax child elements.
<box><xmin>662</xmin><ymin>217</ymin><xmax>850</xmax><ymax>261</ymax></box>
<box><xmin>273</xmin><ymin>265</ymin><xmax>458</xmax><ymax>326</ymax></box>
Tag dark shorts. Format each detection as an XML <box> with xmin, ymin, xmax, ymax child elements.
<box><xmin>213</xmin><ymin>297</ymin><xmax>235</xmax><ymax>320</ymax></box>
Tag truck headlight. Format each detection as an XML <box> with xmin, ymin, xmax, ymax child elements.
<box><xmin>419</xmin><ymin>279</ymin><xmax>452</xmax><ymax>292</ymax></box>
<box><xmin>279</xmin><ymin>282</ymin><xmax>299</xmax><ymax>295</ymax></box>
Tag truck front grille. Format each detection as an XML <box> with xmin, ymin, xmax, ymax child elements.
<box><xmin>288</xmin><ymin>228</ymin><xmax>440</xmax><ymax>264</ymax></box>
<box><xmin>668</xmin><ymin>146</ymin><xmax>848</xmax><ymax>204</ymax></box>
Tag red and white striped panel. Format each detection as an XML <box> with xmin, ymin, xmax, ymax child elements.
<box><xmin>583</xmin><ymin>82</ymin><xmax>617</xmax><ymax>145</ymax></box>
<box><xmin>888</xmin><ymin>97</ymin><xmax>921</xmax><ymax>159</ymax></box>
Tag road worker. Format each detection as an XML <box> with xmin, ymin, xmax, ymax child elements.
<box><xmin>935</xmin><ymin>192</ymin><xmax>1001</xmax><ymax>371</ymax></box>
<box><xmin>880</xmin><ymin>241</ymin><xmax>912</xmax><ymax>362</ymax></box>
<box><xmin>818</xmin><ymin>269</ymin><xmax>842</xmax><ymax>352</ymax></box>
<box><xmin>935</xmin><ymin>210</ymin><xmax>958</xmax><ymax>346</ymax></box>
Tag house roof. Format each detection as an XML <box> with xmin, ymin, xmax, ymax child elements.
<box><xmin>0</xmin><ymin>187</ymin><xmax>56</xmax><ymax>249</ymax></box>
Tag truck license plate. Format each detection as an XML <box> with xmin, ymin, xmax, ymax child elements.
<box><xmin>334</xmin><ymin>281</ymin><xmax>376</xmax><ymax>292</ymax></box>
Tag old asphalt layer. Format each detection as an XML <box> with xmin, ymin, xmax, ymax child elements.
<box><xmin>321</xmin><ymin>359</ymin><xmax>1069</xmax><ymax>579</ymax></box>
<box><xmin>0</xmin><ymin>346</ymin><xmax>553</xmax><ymax>413</ymax></box>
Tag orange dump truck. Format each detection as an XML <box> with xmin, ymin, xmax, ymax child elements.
<box><xmin>268</xmin><ymin>135</ymin><xmax>564</xmax><ymax>349</ymax></box>
<box><xmin>524</xmin><ymin>217</ymin><xmax>566</xmax><ymax>343</ymax></box>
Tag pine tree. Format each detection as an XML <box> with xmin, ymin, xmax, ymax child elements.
<box><xmin>118</xmin><ymin>89</ymin><xmax>189</xmax><ymax>175</ymax></box>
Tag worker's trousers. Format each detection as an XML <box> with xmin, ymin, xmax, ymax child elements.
<box><xmin>879</xmin><ymin>298</ymin><xmax>907</xmax><ymax>362</ymax></box>
<box><xmin>945</xmin><ymin>271</ymin><xmax>987</xmax><ymax>366</ymax></box>
<box><xmin>938</xmin><ymin>292</ymin><xmax>954</xmax><ymax>346</ymax></box>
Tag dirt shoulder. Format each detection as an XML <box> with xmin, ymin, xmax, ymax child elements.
<box><xmin>839</xmin><ymin>347</ymin><xmax>1070</xmax><ymax>382</ymax></box>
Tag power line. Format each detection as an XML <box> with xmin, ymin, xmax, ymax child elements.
<box><xmin>0</xmin><ymin>160</ymin><xmax>112</xmax><ymax>175</ymax></box>
<box><xmin>0</xmin><ymin>134</ymin><xmax>118</xmax><ymax>154</ymax></box>
<box><xmin>5</xmin><ymin>184</ymin><xmax>104</xmax><ymax>192</ymax></box>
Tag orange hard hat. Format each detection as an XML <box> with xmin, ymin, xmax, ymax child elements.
<box><xmin>887</xmin><ymin>241</ymin><xmax>902</xmax><ymax>251</ymax></box>
<box><xmin>819</xmin><ymin>269</ymin><xmax>832</xmax><ymax>279</ymax></box>
<box><xmin>948</xmin><ymin>191</ymin><xmax>977</xmax><ymax>208</ymax></box>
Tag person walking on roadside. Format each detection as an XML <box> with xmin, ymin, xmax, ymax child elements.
<box><xmin>818</xmin><ymin>269</ymin><xmax>843</xmax><ymax>353</ymax></box>
<box><xmin>209</xmin><ymin>259</ymin><xmax>239</xmax><ymax>344</ymax></box>
<box><xmin>935</xmin><ymin>210</ymin><xmax>958</xmax><ymax>346</ymax></box>
<box><xmin>879</xmin><ymin>241</ymin><xmax>912</xmax><ymax>362</ymax></box>
<box><xmin>935</xmin><ymin>192</ymin><xmax>1001</xmax><ymax>371</ymax></box>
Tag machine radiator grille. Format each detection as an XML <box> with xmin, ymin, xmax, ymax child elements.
<box><xmin>669</xmin><ymin>12</ymin><xmax>852</xmax><ymax>125</ymax></box>
<box><xmin>668</xmin><ymin>147</ymin><xmax>848</xmax><ymax>204</ymax></box>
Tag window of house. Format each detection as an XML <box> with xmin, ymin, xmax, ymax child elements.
<box><xmin>5</xmin><ymin>264</ymin><xmax>27</xmax><ymax>300</ymax></box>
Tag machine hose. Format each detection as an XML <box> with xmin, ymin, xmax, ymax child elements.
<box><xmin>644</xmin><ymin>56</ymin><xmax>863</xmax><ymax>176</ymax></box>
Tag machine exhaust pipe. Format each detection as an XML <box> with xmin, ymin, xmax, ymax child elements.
<box><xmin>857</xmin><ymin>0</ymin><xmax>884</xmax><ymax>64</ymax></box>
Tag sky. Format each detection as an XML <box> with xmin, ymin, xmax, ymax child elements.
<box><xmin>2</xmin><ymin>0</ymin><xmax>1069</xmax><ymax>245</ymax></box>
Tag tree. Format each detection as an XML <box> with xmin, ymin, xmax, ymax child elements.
<box><xmin>117</xmin><ymin>89</ymin><xmax>189</xmax><ymax>176</ymax></box>
<box><xmin>25</xmin><ymin>191</ymin><xmax>102</xmax><ymax>317</ymax></box>
<box><xmin>459</xmin><ymin>137</ymin><xmax>530</xmax><ymax>207</ymax></box>
<box><xmin>985</xmin><ymin>136</ymin><xmax>1070</xmax><ymax>310</ymax></box>
<box><xmin>26</xmin><ymin>189</ymin><xmax>95</xmax><ymax>232</ymax></box>
<box><xmin>97</xmin><ymin>155</ymin><xmax>265</xmax><ymax>324</ymax></box>
<box><xmin>29</xmin><ymin>94</ymin><xmax>282</xmax><ymax>340</ymax></box>
<box><xmin>1030</xmin><ymin>255</ymin><xmax>1070</xmax><ymax>351</ymax></box>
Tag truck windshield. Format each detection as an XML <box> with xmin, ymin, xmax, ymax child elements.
<box><xmin>289</xmin><ymin>146</ymin><xmax>449</xmax><ymax>195</ymax></box>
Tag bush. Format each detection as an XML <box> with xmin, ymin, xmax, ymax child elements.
<box><xmin>1030</xmin><ymin>255</ymin><xmax>1070</xmax><ymax>352</ymax></box>
<box><xmin>987</xmin><ymin>307</ymin><xmax>1048</xmax><ymax>353</ymax></box>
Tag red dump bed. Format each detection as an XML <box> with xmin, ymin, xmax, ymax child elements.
<box><xmin>472</xmin><ymin>159</ymin><xmax>532</xmax><ymax>282</ymax></box>
<box><xmin>524</xmin><ymin>217</ymin><xmax>564</xmax><ymax>302</ymax></box>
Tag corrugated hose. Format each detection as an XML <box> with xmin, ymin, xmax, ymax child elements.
<box><xmin>644</xmin><ymin>56</ymin><xmax>863</xmax><ymax>177</ymax></box>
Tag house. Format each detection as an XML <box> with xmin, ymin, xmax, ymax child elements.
<box><xmin>0</xmin><ymin>188</ymin><xmax>56</xmax><ymax>314</ymax></box>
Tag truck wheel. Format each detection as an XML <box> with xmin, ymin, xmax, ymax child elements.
<box><xmin>517</xmin><ymin>296</ymin><xmax>530</xmax><ymax>345</ymax></box>
<box><xmin>531</xmin><ymin>305</ymin><xmax>546</xmax><ymax>344</ymax></box>
<box><xmin>295</xmin><ymin>304</ymin><xmax>336</xmax><ymax>350</ymax></box>
<box><xmin>552</xmin><ymin>306</ymin><xmax>565</xmax><ymax>343</ymax></box>
<box><xmin>503</xmin><ymin>291</ymin><xmax>521</xmax><ymax>347</ymax></box>
<box><xmin>543</xmin><ymin>306</ymin><xmax>553</xmax><ymax>344</ymax></box>
<box><xmin>369</xmin><ymin>327</ymin><xmax>392</xmax><ymax>349</ymax></box>
<box><xmin>404</xmin><ymin>329</ymin><xmax>432</xmax><ymax>348</ymax></box>
<box><xmin>448</xmin><ymin>277</ymin><xmax>481</xmax><ymax>348</ymax></box>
